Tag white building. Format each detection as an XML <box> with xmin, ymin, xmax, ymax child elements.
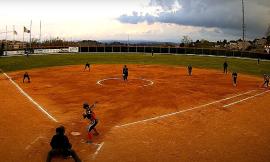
<box><xmin>237</xmin><ymin>41</ymin><xmax>251</xmax><ymax>51</ymax></box>
<box><xmin>255</xmin><ymin>38</ymin><xmax>267</xmax><ymax>47</ymax></box>
<box><xmin>265</xmin><ymin>45</ymin><xmax>270</xmax><ymax>54</ymax></box>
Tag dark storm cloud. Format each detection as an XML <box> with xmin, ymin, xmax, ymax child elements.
<box><xmin>148</xmin><ymin>0</ymin><xmax>177</xmax><ymax>10</ymax></box>
<box><xmin>118</xmin><ymin>0</ymin><xmax>270</xmax><ymax>38</ymax></box>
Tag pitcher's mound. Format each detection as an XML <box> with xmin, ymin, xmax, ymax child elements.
<box><xmin>97</xmin><ymin>77</ymin><xmax>153</xmax><ymax>87</ymax></box>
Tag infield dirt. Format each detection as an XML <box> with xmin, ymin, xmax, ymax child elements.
<box><xmin>1</xmin><ymin>64</ymin><xmax>270</xmax><ymax>162</ymax></box>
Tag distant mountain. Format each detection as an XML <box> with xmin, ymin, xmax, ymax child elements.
<box><xmin>99</xmin><ymin>40</ymin><xmax>178</xmax><ymax>46</ymax></box>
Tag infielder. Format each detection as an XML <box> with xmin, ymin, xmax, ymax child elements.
<box><xmin>263</xmin><ymin>74</ymin><xmax>269</xmax><ymax>88</ymax></box>
<box><xmin>23</xmin><ymin>72</ymin><xmax>31</xmax><ymax>83</ymax></box>
<box><xmin>84</xmin><ymin>62</ymin><xmax>90</xmax><ymax>71</ymax></box>
<box><xmin>123</xmin><ymin>65</ymin><xmax>128</xmax><ymax>81</ymax></box>
<box><xmin>188</xmin><ymin>65</ymin><xmax>192</xmax><ymax>76</ymax></box>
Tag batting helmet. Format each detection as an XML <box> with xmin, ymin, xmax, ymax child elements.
<box><xmin>83</xmin><ymin>102</ymin><xmax>89</xmax><ymax>109</ymax></box>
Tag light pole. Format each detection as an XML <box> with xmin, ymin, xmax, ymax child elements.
<box><xmin>241</xmin><ymin>0</ymin><xmax>246</xmax><ymax>50</ymax></box>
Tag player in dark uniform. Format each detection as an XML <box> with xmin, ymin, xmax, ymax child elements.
<box><xmin>82</xmin><ymin>102</ymin><xmax>99</xmax><ymax>143</ymax></box>
<box><xmin>223</xmin><ymin>61</ymin><xmax>228</xmax><ymax>74</ymax></box>
<box><xmin>23</xmin><ymin>72</ymin><xmax>30</xmax><ymax>83</ymax></box>
<box><xmin>188</xmin><ymin>65</ymin><xmax>192</xmax><ymax>76</ymax></box>
<box><xmin>263</xmin><ymin>74</ymin><xmax>269</xmax><ymax>88</ymax></box>
<box><xmin>84</xmin><ymin>62</ymin><xmax>90</xmax><ymax>71</ymax></box>
<box><xmin>122</xmin><ymin>65</ymin><xmax>128</xmax><ymax>81</ymax></box>
<box><xmin>232</xmin><ymin>72</ymin><xmax>238</xmax><ymax>86</ymax></box>
<box><xmin>46</xmin><ymin>126</ymin><xmax>81</xmax><ymax>162</ymax></box>
<box><xmin>151</xmin><ymin>50</ymin><xmax>154</xmax><ymax>57</ymax></box>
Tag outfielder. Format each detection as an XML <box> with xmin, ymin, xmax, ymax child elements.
<box><xmin>223</xmin><ymin>61</ymin><xmax>228</xmax><ymax>74</ymax></box>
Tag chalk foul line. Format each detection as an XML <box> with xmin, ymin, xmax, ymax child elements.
<box><xmin>223</xmin><ymin>90</ymin><xmax>270</xmax><ymax>108</ymax></box>
<box><xmin>25</xmin><ymin>136</ymin><xmax>44</xmax><ymax>150</ymax></box>
<box><xmin>92</xmin><ymin>142</ymin><xmax>104</xmax><ymax>159</ymax></box>
<box><xmin>2</xmin><ymin>73</ymin><xmax>58</xmax><ymax>123</ymax></box>
<box><xmin>115</xmin><ymin>90</ymin><xmax>257</xmax><ymax>128</ymax></box>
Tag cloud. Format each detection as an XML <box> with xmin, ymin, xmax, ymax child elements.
<box><xmin>149</xmin><ymin>0</ymin><xmax>179</xmax><ymax>10</ymax></box>
<box><xmin>118</xmin><ymin>0</ymin><xmax>270</xmax><ymax>38</ymax></box>
<box><xmin>118</xmin><ymin>12</ymin><xmax>156</xmax><ymax>24</ymax></box>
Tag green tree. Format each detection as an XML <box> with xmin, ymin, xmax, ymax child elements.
<box><xmin>267</xmin><ymin>36</ymin><xmax>270</xmax><ymax>44</ymax></box>
<box><xmin>181</xmin><ymin>35</ymin><xmax>192</xmax><ymax>47</ymax></box>
<box><xmin>265</xmin><ymin>24</ymin><xmax>270</xmax><ymax>44</ymax></box>
<box><xmin>266</xmin><ymin>24</ymin><xmax>270</xmax><ymax>37</ymax></box>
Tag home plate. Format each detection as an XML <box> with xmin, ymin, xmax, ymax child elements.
<box><xmin>71</xmin><ymin>132</ymin><xmax>81</xmax><ymax>136</ymax></box>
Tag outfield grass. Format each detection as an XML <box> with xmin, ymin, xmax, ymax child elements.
<box><xmin>0</xmin><ymin>53</ymin><xmax>269</xmax><ymax>76</ymax></box>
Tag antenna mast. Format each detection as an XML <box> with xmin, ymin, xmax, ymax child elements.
<box><xmin>39</xmin><ymin>20</ymin><xmax>42</xmax><ymax>43</ymax></box>
<box><xmin>242</xmin><ymin>0</ymin><xmax>245</xmax><ymax>42</ymax></box>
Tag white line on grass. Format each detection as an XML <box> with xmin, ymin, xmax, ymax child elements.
<box><xmin>223</xmin><ymin>90</ymin><xmax>270</xmax><ymax>108</ymax></box>
<box><xmin>115</xmin><ymin>90</ymin><xmax>256</xmax><ymax>128</ymax></box>
<box><xmin>2</xmin><ymin>73</ymin><xmax>58</xmax><ymax>122</ymax></box>
<box><xmin>92</xmin><ymin>142</ymin><xmax>104</xmax><ymax>159</ymax></box>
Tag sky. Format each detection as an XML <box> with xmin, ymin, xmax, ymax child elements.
<box><xmin>0</xmin><ymin>0</ymin><xmax>269</xmax><ymax>42</ymax></box>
